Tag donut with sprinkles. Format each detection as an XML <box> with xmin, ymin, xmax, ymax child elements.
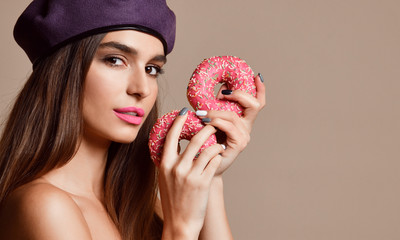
<box><xmin>187</xmin><ymin>56</ymin><xmax>256</xmax><ymax>116</ymax></box>
<box><xmin>149</xmin><ymin>56</ymin><xmax>256</xmax><ymax>166</ymax></box>
<box><xmin>148</xmin><ymin>110</ymin><xmax>217</xmax><ymax>166</ymax></box>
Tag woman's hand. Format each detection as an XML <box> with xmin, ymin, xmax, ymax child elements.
<box><xmin>196</xmin><ymin>73</ymin><xmax>266</xmax><ymax>240</ymax></box>
<box><xmin>158</xmin><ymin>108</ymin><xmax>226</xmax><ymax>240</ymax></box>
<box><xmin>196</xmin><ymin>73</ymin><xmax>266</xmax><ymax>175</ymax></box>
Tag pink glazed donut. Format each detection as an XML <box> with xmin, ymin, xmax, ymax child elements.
<box><xmin>149</xmin><ymin>110</ymin><xmax>217</xmax><ymax>166</ymax></box>
<box><xmin>187</xmin><ymin>56</ymin><xmax>256</xmax><ymax>116</ymax></box>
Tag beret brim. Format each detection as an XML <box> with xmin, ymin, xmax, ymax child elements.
<box><xmin>14</xmin><ymin>0</ymin><xmax>176</xmax><ymax>64</ymax></box>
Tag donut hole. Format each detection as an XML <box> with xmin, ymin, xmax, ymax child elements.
<box><xmin>214</xmin><ymin>82</ymin><xmax>226</xmax><ymax>98</ymax></box>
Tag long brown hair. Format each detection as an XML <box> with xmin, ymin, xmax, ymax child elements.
<box><xmin>0</xmin><ymin>33</ymin><xmax>162</xmax><ymax>239</ymax></box>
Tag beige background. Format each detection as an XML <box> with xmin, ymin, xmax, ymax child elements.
<box><xmin>1</xmin><ymin>0</ymin><xmax>400</xmax><ymax>239</ymax></box>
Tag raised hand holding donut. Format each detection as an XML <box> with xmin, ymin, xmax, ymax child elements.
<box><xmin>187</xmin><ymin>56</ymin><xmax>266</xmax><ymax>239</ymax></box>
<box><xmin>195</xmin><ymin>73</ymin><xmax>266</xmax><ymax>175</ymax></box>
<box><xmin>149</xmin><ymin>56</ymin><xmax>265</xmax><ymax>239</ymax></box>
<box><xmin>149</xmin><ymin>56</ymin><xmax>264</xmax><ymax>167</ymax></box>
<box><xmin>187</xmin><ymin>56</ymin><xmax>265</xmax><ymax>175</ymax></box>
<box><xmin>157</xmin><ymin>108</ymin><xmax>225</xmax><ymax>239</ymax></box>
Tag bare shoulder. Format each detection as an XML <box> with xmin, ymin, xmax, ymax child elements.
<box><xmin>0</xmin><ymin>181</ymin><xmax>92</xmax><ymax>239</ymax></box>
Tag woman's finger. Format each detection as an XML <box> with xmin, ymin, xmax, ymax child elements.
<box><xmin>160</xmin><ymin>107</ymin><xmax>189</xmax><ymax>168</ymax></box>
<box><xmin>217</xmin><ymin>73</ymin><xmax>266</xmax><ymax>122</ymax></box>
<box><xmin>191</xmin><ymin>143</ymin><xmax>225</xmax><ymax>175</ymax></box>
<box><xmin>254</xmin><ymin>73</ymin><xmax>266</xmax><ymax>107</ymax></box>
<box><xmin>201</xmin><ymin>154</ymin><xmax>223</xmax><ymax>181</ymax></box>
<box><xmin>197</xmin><ymin>110</ymin><xmax>248</xmax><ymax>138</ymax></box>
<box><xmin>203</xmin><ymin>117</ymin><xmax>249</xmax><ymax>150</ymax></box>
<box><xmin>180</xmin><ymin>125</ymin><xmax>217</xmax><ymax>168</ymax></box>
<box><xmin>199</xmin><ymin>110</ymin><xmax>242</xmax><ymax>128</ymax></box>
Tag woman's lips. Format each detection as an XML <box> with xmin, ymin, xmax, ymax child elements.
<box><xmin>113</xmin><ymin>107</ymin><xmax>145</xmax><ymax>125</ymax></box>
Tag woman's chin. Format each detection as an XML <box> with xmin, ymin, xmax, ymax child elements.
<box><xmin>110</xmin><ymin>132</ymin><xmax>138</xmax><ymax>144</ymax></box>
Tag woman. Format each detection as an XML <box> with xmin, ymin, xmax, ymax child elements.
<box><xmin>0</xmin><ymin>0</ymin><xmax>265</xmax><ymax>239</ymax></box>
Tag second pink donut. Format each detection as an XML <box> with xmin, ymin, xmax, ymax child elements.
<box><xmin>148</xmin><ymin>110</ymin><xmax>217</xmax><ymax>166</ymax></box>
<box><xmin>187</xmin><ymin>56</ymin><xmax>256</xmax><ymax>116</ymax></box>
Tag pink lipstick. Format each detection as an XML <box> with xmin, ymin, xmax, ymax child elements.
<box><xmin>113</xmin><ymin>107</ymin><xmax>145</xmax><ymax>125</ymax></box>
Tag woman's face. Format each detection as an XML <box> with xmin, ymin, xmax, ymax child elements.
<box><xmin>82</xmin><ymin>30</ymin><xmax>166</xmax><ymax>144</ymax></box>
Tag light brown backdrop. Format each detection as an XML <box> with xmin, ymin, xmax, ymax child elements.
<box><xmin>1</xmin><ymin>1</ymin><xmax>400</xmax><ymax>239</ymax></box>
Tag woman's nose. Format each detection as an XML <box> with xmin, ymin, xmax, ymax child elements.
<box><xmin>126</xmin><ymin>68</ymin><xmax>151</xmax><ymax>98</ymax></box>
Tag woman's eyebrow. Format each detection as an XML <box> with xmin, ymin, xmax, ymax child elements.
<box><xmin>151</xmin><ymin>55</ymin><xmax>167</xmax><ymax>64</ymax></box>
<box><xmin>98</xmin><ymin>41</ymin><xmax>137</xmax><ymax>55</ymax></box>
<box><xmin>98</xmin><ymin>41</ymin><xmax>166</xmax><ymax>63</ymax></box>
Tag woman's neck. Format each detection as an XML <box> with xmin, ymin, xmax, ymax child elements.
<box><xmin>40</xmin><ymin>135</ymin><xmax>111</xmax><ymax>201</ymax></box>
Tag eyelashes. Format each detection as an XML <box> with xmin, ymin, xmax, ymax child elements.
<box><xmin>102</xmin><ymin>56</ymin><xmax>165</xmax><ymax>77</ymax></box>
<box><xmin>103</xmin><ymin>56</ymin><xmax>124</xmax><ymax>67</ymax></box>
<box><xmin>145</xmin><ymin>65</ymin><xmax>164</xmax><ymax>76</ymax></box>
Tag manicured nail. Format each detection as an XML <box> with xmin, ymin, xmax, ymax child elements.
<box><xmin>196</xmin><ymin>110</ymin><xmax>207</xmax><ymax>117</ymax></box>
<box><xmin>179</xmin><ymin>107</ymin><xmax>188</xmax><ymax>116</ymax></box>
<box><xmin>221</xmin><ymin>90</ymin><xmax>233</xmax><ymax>95</ymax></box>
<box><xmin>221</xmin><ymin>144</ymin><xmax>226</xmax><ymax>150</ymax></box>
<box><xmin>258</xmin><ymin>73</ymin><xmax>264</xmax><ymax>83</ymax></box>
<box><xmin>202</xmin><ymin>118</ymin><xmax>211</xmax><ymax>123</ymax></box>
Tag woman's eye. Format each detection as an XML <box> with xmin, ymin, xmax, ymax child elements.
<box><xmin>104</xmin><ymin>57</ymin><xmax>125</xmax><ymax>67</ymax></box>
<box><xmin>145</xmin><ymin>65</ymin><xmax>164</xmax><ymax>76</ymax></box>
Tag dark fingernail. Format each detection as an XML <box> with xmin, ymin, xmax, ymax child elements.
<box><xmin>202</xmin><ymin>118</ymin><xmax>211</xmax><ymax>123</ymax></box>
<box><xmin>179</xmin><ymin>107</ymin><xmax>188</xmax><ymax>116</ymax></box>
<box><xmin>258</xmin><ymin>73</ymin><xmax>264</xmax><ymax>83</ymax></box>
<box><xmin>221</xmin><ymin>90</ymin><xmax>233</xmax><ymax>95</ymax></box>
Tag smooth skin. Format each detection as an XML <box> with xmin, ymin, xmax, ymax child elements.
<box><xmin>0</xmin><ymin>29</ymin><xmax>266</xmax><ymax>239</ymax></box>
<box><xmin>0</xmin><ymin>30</ymin><xmax>164</xmax><ymax>240</ymax></box>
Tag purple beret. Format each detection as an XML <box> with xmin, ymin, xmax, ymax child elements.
<box><xmin>14</xmin><ymin>0</ymin><xmax>176</xmax><ymax>64</ymax></box>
